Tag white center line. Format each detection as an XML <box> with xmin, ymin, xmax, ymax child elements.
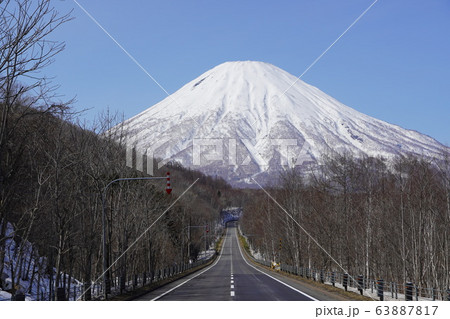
<box><xmin>230</xmin><ymin>234</ymin><xmax>235</xmax><ymax>299</ymax></box>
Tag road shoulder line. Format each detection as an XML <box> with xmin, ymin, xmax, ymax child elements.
<box><xmin>150</xmin><ymin>228</ymin><xmax>229</xmax><ymax>301</ymax></box>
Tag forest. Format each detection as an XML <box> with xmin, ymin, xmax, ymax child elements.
<box><xmin>240</xmin><ymin>151</ymin><xmax>450</xmax><ymax>297</ymax></box>
<box><xmin>0</xmin><ymin>0</ymin><xmax>235</xmax><ymax>300</ymax></box>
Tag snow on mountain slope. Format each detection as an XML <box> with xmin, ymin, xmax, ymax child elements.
<box><xmin>118</xmin><ymin>61</ymin><xmax>447</xmax><ymax>186</ymax></box>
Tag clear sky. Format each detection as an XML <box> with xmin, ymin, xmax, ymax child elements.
<box><xmin>46</xmin><ymin>0</ymin><xmax>449</xmax><ymax>145</ymax></box>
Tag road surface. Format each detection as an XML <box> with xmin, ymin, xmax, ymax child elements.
<box><xmin>136</xmin><ymin>223</ymin><xmax>322</xmax><ymax>301</ymax></box>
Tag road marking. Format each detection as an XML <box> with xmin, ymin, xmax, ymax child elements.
<box><xmin>230</xmin><ymin>232</ymin><xmax>234</xmax><ymax>275</ymax></box>
<box><xmin>150</xmin><ymin>228</ymin><xmax>229</xmax><ymax>301</ymax></box>
<box><xmin>234</xmin><ymin>228</ymin><xmax>319</xmax><ymax>301</ymax></box>
<box><xmin>230</xmin><ymin>237</ymin><xmax>235</xmax><ymax>300</ymax></box>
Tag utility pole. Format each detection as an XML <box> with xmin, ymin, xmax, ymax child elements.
<box><xmin>188</xmin><ymin>218</ymin><xmax>190</xmax><ymax>263</ymax></box>
<box><xmin>205</xmin><ymin>223</ymin><xmax>208</xmax><ymax>259</ymax></box>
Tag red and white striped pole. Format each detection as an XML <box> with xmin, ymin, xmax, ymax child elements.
<box><xmin>166</xmin><ymin>172</ymin><xmax>172</xmax><ymax>194</ymax></box>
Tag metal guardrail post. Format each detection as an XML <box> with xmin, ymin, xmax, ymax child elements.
<box><xmin>343</xmin><ymin>273</ymin><xmax>349</xmax><ymax>291</ymax></box>
<box><xmin>357</xmin><ymin>275</ymin><xmax>364</xmax><ymax>295</ymax></box>
<box><xmin>395</xmin><ymin>282</ymin><xmax>398</xmax><ymax>299</ymax></box>
<box><xmin>405</xmin><ymin>282</ymin><xmax>413</xmax><ymax>301</ymax></box>
<box><xmin>377</xmin><ymin>279</ymin><xmax>384</xmax><ymax>301</ymax></box>
<box><xmin>390</xmin><ymin>282</ymin><xmax>394</xmax><ymax>298</ymax></box>
<box><xmin>12</xmin><ymin>292</ymin><xmax>26</xmax><ymax>301</ymax></box>
<box><xmin>56</xmin><ymin>287</ymin><xmax>66</xmax><ymax>301</ymax></box>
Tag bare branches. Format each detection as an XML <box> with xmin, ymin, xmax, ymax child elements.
<box><xmin>242</xmin><ymin>152</ymin><xmax>450</xmax><ymax>293</ymax></box>
<box><xmin>0</xmin><ymin>0</ymin><xmax>73</xmax><ymax>141</ymax></box>
<box><xmin>0</xmin><ymin>0</ymin><xmax>72</xmax><ymax>86</ymax></box>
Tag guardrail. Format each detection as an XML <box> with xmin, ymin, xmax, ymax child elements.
<box><xmin>247</xmin><ymin>257</ymin><xmax>450</xmax><ymax>301</ymax></box>
<box><xmin>8</xmin><ymin>252</ymin><xmax>217</xmax><ymax>301</ymax></box>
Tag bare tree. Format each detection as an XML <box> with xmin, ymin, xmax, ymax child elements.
<box><xmin>0</xmin><ymin>0</ymin><xmax>71</xmax><ymax>281</ymax></box>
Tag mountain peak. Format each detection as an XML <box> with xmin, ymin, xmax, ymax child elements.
<box><xmin>213</xmin><ymin>60</ymin><xmax>276</xmax><ymax>68</ymax></box>
<box><xmin>120</xmin><ymin>62</ymin><xmax>447</xmax><ymax>187</ymax></box>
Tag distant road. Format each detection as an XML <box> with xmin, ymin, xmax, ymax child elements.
<box><xmin>136</xmin><ymin>223</ymin><xmax>327</xmax><ymax>301</ymax></box>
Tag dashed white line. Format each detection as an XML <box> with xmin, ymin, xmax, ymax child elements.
<box><xmin>230</xmin><ymin>231</ymin><xmax>235</xmax><ymax>299</ymax></box>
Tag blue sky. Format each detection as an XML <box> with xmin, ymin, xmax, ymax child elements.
<box><xmin>47</xmin><ymin>0</ymin><xmax>449</xmax><ymax>144</ymax></box>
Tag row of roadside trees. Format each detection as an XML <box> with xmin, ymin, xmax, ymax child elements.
<box><xmin>241</xmin><ymin>151</ymin><xmax>450</xmax><ymax>296</ymax></box>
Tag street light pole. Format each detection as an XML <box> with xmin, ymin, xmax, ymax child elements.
<box><xmin>101</xmin><ymin>175</ymin><xmax>169</xmax><ymax>300</ymax></box>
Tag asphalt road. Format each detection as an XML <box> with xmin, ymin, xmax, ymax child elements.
<box><xmin>136</xmin><ymin>224</ymin><xmax>320</xmax><ymax>301</ymax></box>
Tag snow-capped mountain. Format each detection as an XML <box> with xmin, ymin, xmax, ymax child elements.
<box><xmin>119</xmin><ymin>61</ymin><xmax>447</xmax><ymax>186</ymax></box>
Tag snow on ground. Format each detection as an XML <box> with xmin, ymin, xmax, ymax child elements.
<box><xmin>1</xmin><ymin>220</ymin><xmax>221</xmax><ymax>301</ymax></box>
<box><xmin>196</xmin><ymin>248</ymin><xmax>216</xmax><ymax>262</ymax></box>
<box><xmin>0</xmin><ymin>221</ymin><xmax>83</xmax><ymax>301</ymax></box>
<box><xmin>0</xmin><ymin>289</ymin><xmax>12</xmax><ymax>301</ymax></box>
